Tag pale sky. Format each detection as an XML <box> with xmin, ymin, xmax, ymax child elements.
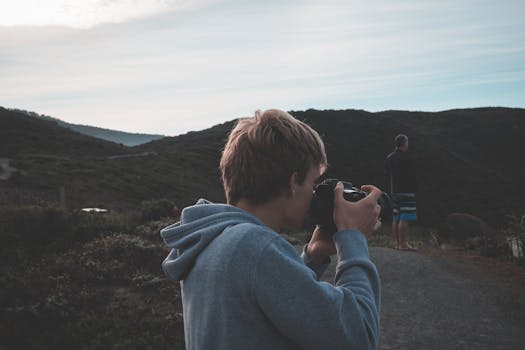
<box><xmin>1</xmin><ymin>0</ymin><xmax>524</xmax><ymax>135</ymax></box>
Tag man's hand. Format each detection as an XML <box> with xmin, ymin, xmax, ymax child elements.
<box><xmin>306</xmin><ymin>183</ymin><xmax>382</xmax><ymax>263</ymax></box>
<box><xmin>333</xmin><ymin>182</ymin><xmax>382</xmax><ymax>238</ymax></box>
<box><xmin>306</xmin><ymin>226</ymin><xmax>336</xmax><ymax>264</ymax></box>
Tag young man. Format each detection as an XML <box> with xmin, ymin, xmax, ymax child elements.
<box><xmin>385</xmin><ymin>134</ymin><xmax>418</xmax><ymax>250</ymax></box>
<box><xmin>161</xmin><ymin>109</ymin><xmax>382</xmax><ymax>349</ymax></box>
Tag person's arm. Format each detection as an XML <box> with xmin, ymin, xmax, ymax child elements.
<box><xmin>253</xmin><ymin>183</ymin><xmax>382</xmax><ymax>349</ymax></box>
<box><xmin>253</xmin><ymin>230</ymin><xmax>380</xmax><ymax>350</ymax></box>
<box><xmin>384</xmin><ymin>155</ymin><xmax>391</xmax><ymax>175</ymax></box>
<box><xmin>301</xmin><ymin>242</ymin><xmax>330</xmax><ymax>280</ymax></box>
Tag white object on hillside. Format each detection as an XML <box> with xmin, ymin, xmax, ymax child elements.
<box><xmin>81</xmin><ymin>208</ymin><xmax>109</xmax><ymax>213</ymax></box>
<box><xmin>507</xmin><ymin>236</ymin><xmax>524</xmax><ymax>258</ymax></box>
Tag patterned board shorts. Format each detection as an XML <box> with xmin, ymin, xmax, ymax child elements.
<box><xmin>391</xmin><ymin>193</ymin><xmax>417</xmax><ymax>222</ymax></box>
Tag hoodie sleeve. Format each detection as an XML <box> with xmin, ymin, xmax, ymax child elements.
<box><xmin>253</xmin><ymin>229</ymin><xmax>380</xmax><ymax>350</ymax></box>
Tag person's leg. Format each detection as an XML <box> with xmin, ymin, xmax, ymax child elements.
<box><xmin>391</xmin><ymin>194</ymin><xmax>401</xmax><ymax>249</ymax></box>
<box><xmin>397</xmin><ymin>193</ymin><xmax>417</xmax><ymax>250</ymax></box>
<box><xmin>392</xmin><ymin>221</ymin><xmax>400</xmax><ymax>249</ymax></box>
<box><xmin>398</xmin><ymin>220</ymin><xmax>409</xmax><ymax>249</ymax></box>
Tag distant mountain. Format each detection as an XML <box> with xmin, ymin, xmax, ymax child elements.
<box><xmin>8</xmin><ymin>108</ymin><xmax>165</xmax><ymax>146</ymax></box>
<box><xmin>2</xmin><ymin>106</ymin><xmax>524</xmax><ymax>227</ymax></box>
<box><xmin>0</xmin><ymin>107</ymin><xmax>126</xmax><ymax>157</ymax></box>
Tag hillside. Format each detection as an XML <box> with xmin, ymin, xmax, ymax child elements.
<box><xmin>2</xmin><ymin>106</ymin><xmax>525</xmax><ymax>226</ymax></box>
<box><xmin>292</xmin><ymin>107</ymin><xmax>525</xmax><ymax>225</ymax></box>
<box><xmin>0</xmin><ymin>107</ymin><xmax>225</xmax><ymax>210</ymax></box>
<box><xmin>0</xmin><ymin>107</ymin><xmax>126</xmax><ymax>157</ymax></box>
<box><xmin>8</xmin><ymin>108</ymin><xmax>165</xmax><ymax>146</ymax></box>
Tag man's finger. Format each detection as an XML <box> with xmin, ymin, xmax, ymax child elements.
<box><xmin>374</xmin><ymin>204</ymin><xmax>381</xmax><ymax>216</ymax></box>
<box><xmin>361</xmin><ymin>184</ymin><xmax>382</xmax><ymax>202</ymax></box>
<box><xmin>333</xmin><ymin>182</ymin><xmax>345</xmax><ymax>203</ymax></box>
<box><xmin>373</xmin><ymin>219</ymin><xmax>382</xmax><ymax>233</ymax></box>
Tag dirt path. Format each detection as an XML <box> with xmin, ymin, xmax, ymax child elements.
<box><xmin>325</xmin><ymin>247</ymin><xmax>525</xmax><ymax>350</ymax></box>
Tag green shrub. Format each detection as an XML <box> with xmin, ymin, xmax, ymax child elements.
<box><xmin>0</xmin><ymin>206</ymin><xmax>140</xmax><ymax>254</ymax></box>
<box><xmin>0</xmin><ymin>205</ymin><xmax>70</xmax><ymax>247</ymax></box>
<box><xmin>0</xmin><ymin>232</ymin><xmax>184</xmax><ymax>350</ymax></box>
<box><xmin>71</xmin><ymin>211</ymin><xmax>138</xmax><ymax>241</ymax></box>
<box><xmin>135</xmin><ymin>217</ymin><xmax>176</xmax><ymax>243</ymax></box>
<box><xmin>140</xmin><ymin>199</ymin><xmax>176</xmax><ymax>222</ymax></box>
<box><xmin>499</xmin><ymin>212</ymin><xmax>525</xmax><ymax>263</ymax></box>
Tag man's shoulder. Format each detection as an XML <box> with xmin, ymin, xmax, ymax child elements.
<box><xmin>219</xmin><ymin>223</ymin><xmax>298</xmax><ymax>264</ymax></box>
<box><xmin>388</xmin><ymin>149</ymin><xmax>413</xmax><ymax>160</ymax></box>
<box><xmin>224</xmin><ymin>222</ymin><xmax>282</xmax><ymax>245</ymax></box>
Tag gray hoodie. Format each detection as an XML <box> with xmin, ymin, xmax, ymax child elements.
<box><xmin>161</xmin><ymin>199</ymin><xmax>380</xmax><ymax>350</ymax></box>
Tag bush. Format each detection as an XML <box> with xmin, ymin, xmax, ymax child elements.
<box><xmin>71</xmin><ymin>210</ymin><xmax>138</xmax><ymax>241</ymax></box>
<box><xmin>135</xmin><ymin>217</ymin><xmax>175</xmax><ymax>243</ymax></box>
<box><xmin>0</xmin><ymin>206</ymin><xmax>140</xmax><ymax>254</ymax></box>
<box><xmin>0</xmin><ymin>232</ymin><xmax>185</xmax><ymax>350</ymax></box>
<box><xmin>0</xmin><ymin>205</ymin><xmax>70</xmax><ymax>247</ymax></box>
<box><xmin>140</xmin><ymin>199</ymin><xmax>177</xmax><ymax>222</ymax></box>
<box><xmin>0</xmin><ymin>203</ymin><xmax>187</xmax><ymax>350</ymax></box>
<box><xmin>499</xmin><ymin>212</ymin><xmax>525</xmax><ymax>263</ymax></box>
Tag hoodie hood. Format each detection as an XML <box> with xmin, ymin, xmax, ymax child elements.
<box><xmin>160</xmin><ymin>198</ymin><xmax>264</xmax><ymax>281</ymax></box>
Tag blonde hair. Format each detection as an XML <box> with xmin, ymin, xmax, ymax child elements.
<box><xmin>220</xmin><ymin>109</ymin><xmax>327</xmax><ymax>205</ymax></box>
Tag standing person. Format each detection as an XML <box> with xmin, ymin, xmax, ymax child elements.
<box><xmin>161</xmin><ymin>109</ymin><xmax>383</xmax><ymax>350</ymax></box>
<box><xmin>385</xmin><ymin>134</ymin><xmax>418</xmax><ymax>250</ymax></box>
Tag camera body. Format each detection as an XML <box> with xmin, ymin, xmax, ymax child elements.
<box><xmin>310</xmin><ymin>178</ymin><xmax>391</xmax><ymax>234</ymax></box>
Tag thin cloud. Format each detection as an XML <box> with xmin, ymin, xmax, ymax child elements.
<box><xmin>0</xmin><ymin>0</ymin><xmax>214</xmax><ymax>28</ymax></box>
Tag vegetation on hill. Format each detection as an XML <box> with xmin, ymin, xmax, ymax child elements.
<box><xmin>2</xmin><ymin>106</ymin><xmax>525</xmax><ymax>225</ymax></box>
<box><xmin>0</xmin><ymin>207</ymin><xmax>184</xmax><ymax>349</ymax></box>
<box><xmin>0</xmin><ymin>107</ymin><xmax>226</xmax><ymax>210</ymax></box>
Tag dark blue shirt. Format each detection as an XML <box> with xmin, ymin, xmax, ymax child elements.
<box><xmin>385</xmin><ymin>149</ymin><xmax>417</xmax><ymax>193</ymax></box>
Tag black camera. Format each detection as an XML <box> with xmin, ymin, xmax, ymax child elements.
<box><xmin>310</xmin><ymin>178</ymin><xmax>392</xmax><ymax>234</ymax></box>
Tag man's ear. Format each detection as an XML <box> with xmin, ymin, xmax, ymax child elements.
<box><xmin>288</xmin><ymin>172</ymin><xmax>298</xmax><ymax>196</ymax></box>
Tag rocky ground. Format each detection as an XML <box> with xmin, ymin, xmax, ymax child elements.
<box><xmin>324</xmin><ymin>247</ymin><xmax>525</xmax><ymax>350</ymax></box>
